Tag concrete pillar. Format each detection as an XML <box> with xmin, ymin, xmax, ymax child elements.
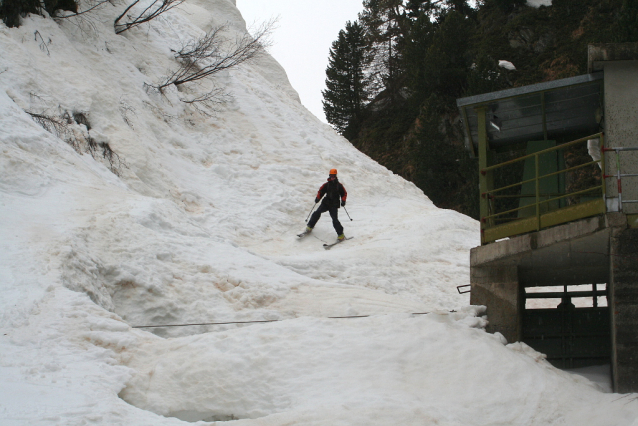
<box><xmin>603</xmin><ymin>61</ymin><xmax>638</xmax><ymax>214</ymax></box>
<box><xmin>609</xmin><ymin>214</ymin><xmax>638</xmax><ymax>392</ymax></box>
<box><xmin>470</xmin><ymin>265</ymin><xmax>522</xmax><ymax>343</ymax></box>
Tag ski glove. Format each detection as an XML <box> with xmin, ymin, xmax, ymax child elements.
<box><xmin>341</xmin><ymin>200</ymin><xmax>346</xmax><ymax>207</ymax></box>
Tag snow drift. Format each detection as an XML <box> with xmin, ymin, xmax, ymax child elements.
<box><xmin>1</xmin><ymin>0</ymin><xmax>637</xmax><ymax>425</ymax></box>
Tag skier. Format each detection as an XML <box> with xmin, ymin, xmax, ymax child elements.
<box><xmin>303</xmin><ymin>168</ymin><xmax>347</xmax><ymax>240</ymax></box>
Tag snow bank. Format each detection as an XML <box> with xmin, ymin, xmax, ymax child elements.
<box><xmin>120</xmin><ymin>307</ymin><xmax>630</xmax><ymax>425</ymax></box>
<box><xmin>527</xmin><ymin>0</ymin><xmax>552</xmax><ymax>7</ymax></box>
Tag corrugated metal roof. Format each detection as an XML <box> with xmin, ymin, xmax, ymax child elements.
<box><xmin>456</xmin><ymin>73</ymin><xmax>604</xmax><ymax>156</ymax></box>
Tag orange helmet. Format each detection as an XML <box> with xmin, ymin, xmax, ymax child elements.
<box><xmin>329</xmin><ymin>168</ymin><xmax>338</xmax><ymax>175</ymax></box>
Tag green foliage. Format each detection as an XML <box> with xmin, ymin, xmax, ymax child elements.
<box><xmin>327</xmin><ymin>0</ymin><xmax>629</xmax><ymax>219</ymax></box>
<box><xmin>490</xmin><ymin>0</ymin><xmax>526</xmax><ymax>13</ymax></box>
<box><xmin>359</xmin><ymin>0</ymin><xmax>408</xmax><ymax>99</ymax></box>
<box><xmin>412</xmin><ymin>95</ymin><xmax>478</xmax><ymax>216</ymax></box>
<box><xmin>1</xmin><ymin>0</ymin><xmax>41</xmax><ymax>27</ymax></box>
<box><xmin>465</xmin><ymin>54</ymin><xmax>509</xmax><ymax>96</ymax></box>
<box><xmin>322</xmin><ymin>21</ymin><xmax>371</xmax><ymax>139</ymax></box>
<box><xmin>417</xmin><ymin>11</ymin><xmax>474</xmax><ymax>102</ymax></box>
<box><xmin>43</xmin><ymin>0</ymin><xmax>76</xmax><ymax>15</ymax></box>
<box><xmin>353</xmin><ymin>102</ymin><xmax>415</xmax><ymax>165</ymax></box>
<box><xmin>615</xmin><ymin>0</ymin><xmax>638</xmax><ymax>42</ymax></box>
<box><xmin>1</xmin><ymin>0</ymin><xmax>76</xmax><ymax>27</ymax></box>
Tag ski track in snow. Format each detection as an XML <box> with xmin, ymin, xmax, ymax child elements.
<box><xmin>1</xmin><ymin>0</ymin><xmax>637</xmax><ymax>425</ymax></box>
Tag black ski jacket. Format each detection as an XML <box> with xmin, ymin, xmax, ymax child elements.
<box><xmin>315</xmin><ymin>177</ymin><xmax>347</xmax><ymax>208</ymax></box>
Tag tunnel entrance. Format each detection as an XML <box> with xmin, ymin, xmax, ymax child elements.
<box><xmin>522</xmin><ymin>284</ymin><xmax>610</xmax><ymax>369</ymax></box>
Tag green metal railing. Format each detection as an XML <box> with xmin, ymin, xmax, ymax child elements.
<box><xmin>480</xmin><ymin>133</ymin><xmax>606</xmax><ymax>244</ymax></box>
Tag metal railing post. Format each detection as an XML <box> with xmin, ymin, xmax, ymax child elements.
<box><xmin>477</xmin><ymin>106</ymin><xmax>489</xmax><ymax>244</ymax></box>
<box><xmin>601</xmin><ymin>134</ymin><xmax>606</xmax><ymax>207</ymax></box>
<box><xmin>535</xmin><ymin>153</ymin><xmax>541</xmax><ymax>231</ymax></box>
<box><xmin>480</xmin><ymin>132</ymin><xmax>608</xmax><ymax>243</ymax></box>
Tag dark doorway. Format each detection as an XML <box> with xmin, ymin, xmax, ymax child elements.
<box><xmin>522</xmin><ymin>284</ymin><xmax>610</xmax><ymax>369</ymax></box>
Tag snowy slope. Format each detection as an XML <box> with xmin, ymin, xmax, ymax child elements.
<box><xmin>0</xmin><ymin>0</ymin><xmax>637</xmax><ymax>425</ymax></box>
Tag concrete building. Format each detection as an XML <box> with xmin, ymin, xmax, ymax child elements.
<box><xmin>456</xmin><ymin>43</ymin><xmax>638</xmax><ymax>392</ymax></box>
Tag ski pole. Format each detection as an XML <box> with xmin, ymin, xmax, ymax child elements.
<box><xmin>343</xmin><ymin>205</ymin><xmax>353</xmax><ymax>221</ymax></box>
<box><xmin>305</xmin><ymin>203</ymin><xmax>316</xmax><ymax>222</ymax></box>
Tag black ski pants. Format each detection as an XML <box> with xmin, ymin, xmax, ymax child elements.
<box><xmin>308</xmin><ymin>203</ymin><xmax>343</xmax><ymax>235</ymax></box>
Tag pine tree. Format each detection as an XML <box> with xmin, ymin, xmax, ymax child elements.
<box><xmin>0</xmin><ymin>0</ymin><xmax>42</xmax><ymax>27</ymax></box>
<box><xmin>616</xmin><ymin>0</ymin><xmax>638</xmax><ymax>42</ymax></box>
<box><xmin>0</xmin><ymin>0</ymin><xmax>76</xmax><ymax>27</ymax></box>
<box><xmin>322</xmin><ymin>21</ymin><xmax>371</xmax><ymax>139</ymax></box>
<box><xmin>359</xmin><ymin>0</ymin><xmax>408</xmax><ymax>100</ymax></box>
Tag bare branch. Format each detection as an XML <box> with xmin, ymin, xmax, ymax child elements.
<box><xmin>34</xmin><ymin>30</ymin><xmax>51</xmax><ymax>56</ymax></box>
<box><xmin>26</xmin><ymin>109</ymin><xmax>127</xmax><ymax>175</ymax></box>
<box><xmin>27</xmin><ymin>110</ymin><xmax>80</xmax><ymax>151</ymax></box>
<box><xmin>119</xmin><ymin>98</ymin><xmax>137</xmax><ymax>128</ymax></box>
<box><xmin>153</xmin><ymin>19</ymin><xmax>274</xmax><ymax>92</ymax></box>
<box><xmin>114</xmin><ymin>0</ymin><xmax>185</xmax><ymax>34</ymax></box>
<box><xmin>180</xmin><ymin>87</ymin><xmax>231</xmax><ymax>117</ymax></box>
<box><xmin>55</xmin><ymin>0</ymin><xmax>113</xmax><ymax>19</ymax></box>
<box><xmin>54</xmin><ymin>2</ymin><xmax>103</xmax><ymax>40</ymax></box>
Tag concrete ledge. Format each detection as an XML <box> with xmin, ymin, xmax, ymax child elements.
<box><xmin>472</xmin><ymin>215</ymin><xmax>606</xmax><ymax>266</ymax></box>
<box><xmin>536</xmin><ymin>215</ymin><xmax>605</xmax><ymax>248</ymax></box>
<box><xmin>471</xmin><ymin>234</ymin><xmax>533</xmax><ymax>266</ymax></box>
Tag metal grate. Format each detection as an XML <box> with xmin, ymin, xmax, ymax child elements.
<box><xmin>522</xmin><ymin>284</ymin><xmax>610</xmax><ymax>369</ymax></box>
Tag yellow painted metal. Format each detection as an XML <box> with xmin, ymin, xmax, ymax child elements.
<box><xmin>601</xmin><ymin>133</ymin><xmax>606</xmax><ymax>201</ymax></box>
<box><xmin>481</xmin><ymin>133</ymin><xmax>602</xmax><ymax>173</ymax></box>
<box><xmin>483</xmin><ymin>186</ymin><xmax>603</xmax><ymax>222</ymax></box>
<box><xmin>483</xmin><ymin>199</ymin><xmax>606</xmax><ymax>243</ymax></box>
<box><xmin>479</xmin><ymin>132</ymin><xmax>606</xmax><ymax>245</ymax></box>
<box><xmin>535</xmin><ymin>153</ymin><xmax>540</xmax><ymax>230</ymax></box>
<box><xmin>483</xmin><ymin>216</ymin><xmax>538</xmax><ymax>243</ymax></box>
<box><xmin>539</xmin><ymin>198</ymin><xmax>605</xmax><ymax>229</ymax></box>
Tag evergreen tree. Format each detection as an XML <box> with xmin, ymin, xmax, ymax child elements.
<box><xmin>1</xmin><ymin>0</ymin><xmax>42</xmax><ymax>27</ymax></box>
<box><xmin>615</xmin><ymin>0</ymin><xmax>638</xmax><ymax>42</ymax></box>
<box><xmin>359</xmin><ymin>0</ymin><xmax>408</xmax><ymax>100</ymax></box>
<box><xmin>401</xmin><ymin>5</ymin><xmax>436</xmax><ymax>106</ymax></box>
<box><xmin>0</xmin><ymin>0</ymin><xmax>76</xmax><ymax>27</ymax></box>
<box><xmin>404</xmin><ymin>10</ymin><xmax>474</xmax><ymax>106</ymax></box>
<box><xmin>322</xmin><ymin>21</ymin><xmax>371</xmax><ymax>139</ymax></box>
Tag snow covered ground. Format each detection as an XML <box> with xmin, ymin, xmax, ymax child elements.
<box><xmin>1</xmin><ymin>0</ymin><xmax>637</xmax><ymax>424</ymax></box>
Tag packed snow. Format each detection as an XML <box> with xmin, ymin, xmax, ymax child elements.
<box><xmin>1</xmin><ymin>0</ymin><xmax>637</xmax><ymax>425</ymax></box>
<box><xmin>527</xmin><ymin>0</ymin><xmax>552</xmax><ymax>7</ymax></box>
<box><xmin>498</xmin><ymin>60</ymin><xmax>516</xmax><ymax>71</ymax></box>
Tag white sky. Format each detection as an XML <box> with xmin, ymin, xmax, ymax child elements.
<box><xmin>237</xmin><ymin>0</ymin><xmax>364</xmax><ymax>123</ymax></box>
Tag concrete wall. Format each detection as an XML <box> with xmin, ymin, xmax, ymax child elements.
<box><xmin>603</xmin><ymin>61</ymin><xmax>638</xmax><ymax>214</ymax></box>
<box><xmin>609</xmin><ymin>215</ymin><xmax>638</xmax><ymax>392</ymax></box>
<box><xmin>470</xmin><ymin>215</ymin><xmax>609</xmax><ymax>344</ymax></box>
<box><xmin>470</xmin><ymin>265</ymin><xmax>521</xmax><ymax>343</ymax></box>
<box><xmin>471</xmin><ymin>213</ymin><xmax>638</xmax><ymax>392</ymax></box>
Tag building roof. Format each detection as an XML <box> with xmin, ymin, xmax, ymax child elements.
<box><xmin>456</xmin><ymin>72</ymin><xmax>604</xmax><ymax>157</ymax></box>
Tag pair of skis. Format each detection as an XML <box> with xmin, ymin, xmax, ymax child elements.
<box><xmin>297</xmin><ymin>231</ymin><xmax>353</xmax><ymax>249</ymax></box>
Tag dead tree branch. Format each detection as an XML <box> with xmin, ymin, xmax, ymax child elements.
<box><xmin>153</xmin><ymin>20</ymin><xmax>274</xmax><ymax>92</ymax></box>
<box><xmin>54</xmin><ymin>0</ymin><xmax>112</xmax><ymax>18</ymax></box>
<box><xmin>114</xmin><ymin>0</ymin><xmax>184</xmax><ymax>34</ymax></box>
<box><xmin>27</xmin><ymin>109</ymin><xmax>127</xmax><ymax>175</ymax></box>
<box><xmin>180</xmin><ymin>86</ymin><xmax>231</xmax><ymax>117</ymax></box>
<box><xmin>34</xmin><ymin>30</ymin><xmax>51</xmax><ymax>55</ymax></box>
